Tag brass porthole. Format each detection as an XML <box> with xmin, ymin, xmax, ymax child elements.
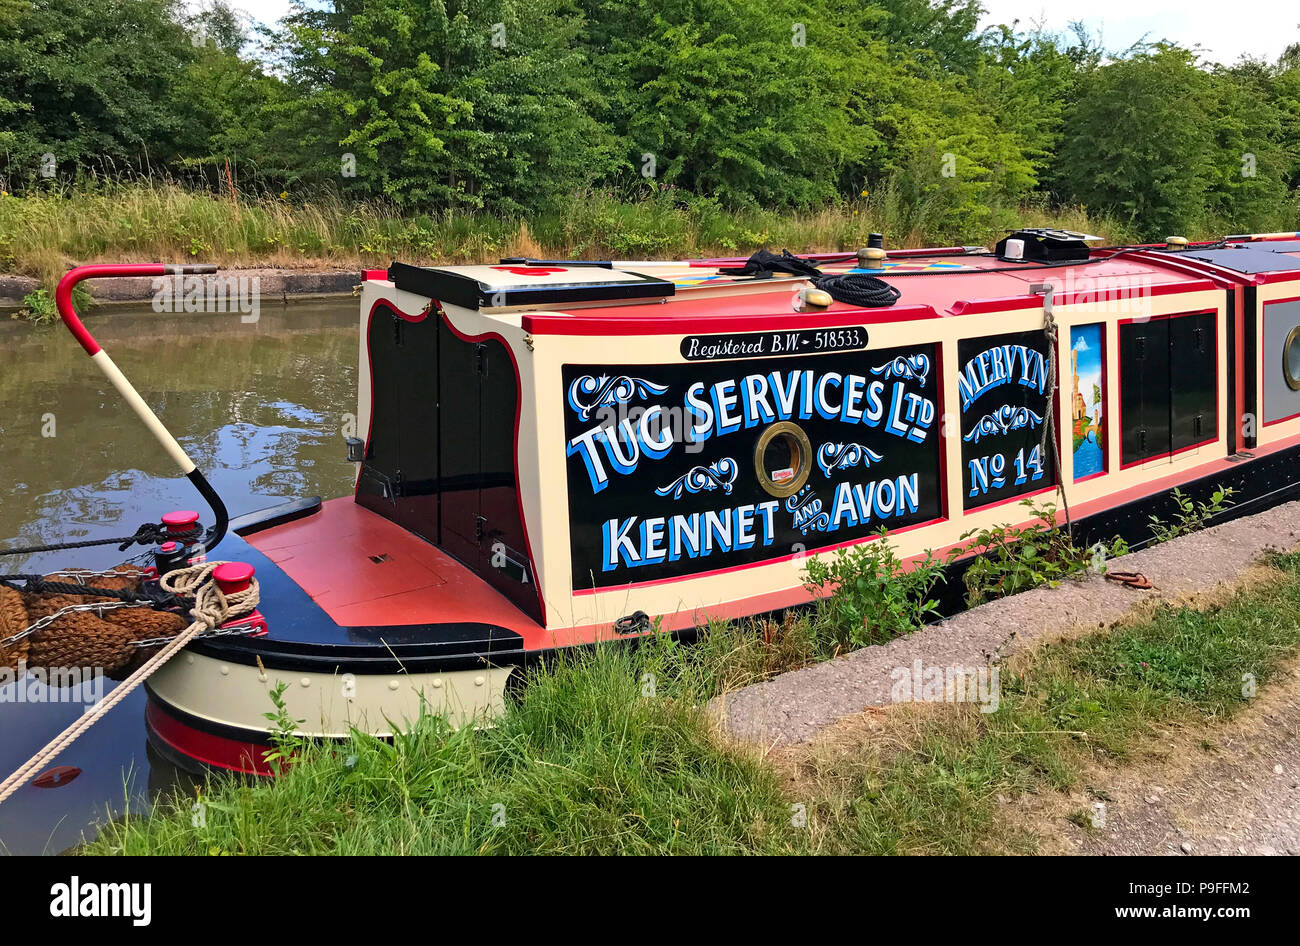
<box><xmin>1285</xmin><ymin>325</ymin><xmax>1300</xmax><ymax>391</ymax></box>
<box><xmin>754</xmin><ymin>421</ymin><xmax>813</xmax><ymax>498</ymax></box>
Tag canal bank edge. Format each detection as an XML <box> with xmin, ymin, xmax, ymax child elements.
<box><xmin>0</xmin><ymin>268</ymin><xmax>361</xmax><ymax>310</ymax></box>
<box><xmin>712</xmin><ymin>499</ymin><xmax>1300</xmax><ymax>746</ymax></box>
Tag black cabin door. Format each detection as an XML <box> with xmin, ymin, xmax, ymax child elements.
<box><xmin>1119</xmin><ymin>312</ymin><xmax>1217</xmax><ymax>467</ymax></box>
<box><xmin>1120</xmin><ymin>318</ymin><xmax>1171</xmax><ymax>465</ymax></box>
<box><xmin>392</xmin><ymin>315</ymin><xmax>440</xmax><ymax>542</ymax></box>
<box><xmin>437</xmin><ymin>322</ymin><xmax>483</xmax><ymax>567</ymax></box>
<box><xmin>1169</xmin><ymin>312</ymin><xmax>1217</xmax><ymax>452</ymax></box>
<box><xmin>437</xmin><ymin>323</ymin><xmax>538</xmax><ymax>618</ymax></box>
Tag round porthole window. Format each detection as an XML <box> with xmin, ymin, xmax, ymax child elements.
<box><xmin>1285</xmin><ymin>325</ymin><xmax>1300</xmax><ymax>392</ymax></box>
<box><xmin>754</xmin><ymin>421</ymin><xmax>812</xmax><ymax>498</ymax></box>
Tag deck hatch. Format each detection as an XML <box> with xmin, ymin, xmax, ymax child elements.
<box><xmin>387</xmin><ymin>261</ymin><xmax>674</xmax><ymax>310</ymax></box>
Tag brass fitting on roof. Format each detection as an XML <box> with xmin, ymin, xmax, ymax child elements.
<box><xmin>794</xmin><ymin>287</ymin><xmax>833</xmax><ymax>311</ymax></box>
<box><xmin>857</xmin><ymin>246</ymin><xmax>887</xmax><ymax>271</ymax></box>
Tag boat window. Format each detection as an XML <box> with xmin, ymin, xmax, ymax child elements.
<box><xmin>754</xmin><ymin>422</ymin><xmax>812</xmax><ymax>497</ymax></box>
<box><xmin>1285</xmin><ymin>325</ymin><xmax>1300</xmax><ymax>391</ymax></box>
<box><xmin>1069</xmin><ymin>323</ymin><xmax>1107</xmax><ymax>481</ymax></box>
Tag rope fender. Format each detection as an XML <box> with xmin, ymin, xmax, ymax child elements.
<box><xmin>0</xmin><ymin>562</ymin><xmax>260</xmax><ymax>807</ymax></box>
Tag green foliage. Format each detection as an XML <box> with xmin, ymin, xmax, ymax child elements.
<box><xmin>16</xmin><ymin>283</ymin><xmax>89</xmax><ymax>323</ymax></box>
<box><xmin>89</xmin><ymin>642</ymin><xmax>799</xmax><ymax>855</ymax></box>
<box><xmin>85</xmin><ymin>551</ymin><xmax>1300</xmax><ymax>855</ymax></box>
<box><xmin>1148</xmin><ymin>486</ymin><xmax>1237</xmax><ymax>543</ymax></box>
<box><xmin>954</xmin><ymin>500</ymin><xmax>1125</xmax><ymax>607</ymax></box>
<box><xmin>803</xmin><ymin>529</ymin><xmax>945</xmax><ymax>649</ymax></box>
<box><xmin>1</xmin><ymin>1</ymin><xmax>1296</xmax><ymax>233</ymax></box>
<box><xmin>0</xmin><ymin>0</ymin><xmax>194</xmax><ymax>184</ymax></box>
<box><xmin>261</xmin><ymin>680</ymin><xmax>306</xmax><ymax>768</ymax></box>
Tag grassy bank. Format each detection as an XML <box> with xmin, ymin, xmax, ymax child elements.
<box><xmin>87</xmin><ymin>550</ymin><xmax>1300</xmax><ymax>855</ymax></box>
<box><xmin>1</xmin><ymin>183</ymin><xmax>1143</xmax><ymax>292</ymax></box>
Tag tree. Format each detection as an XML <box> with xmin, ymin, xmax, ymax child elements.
<box><xmin>1054</xmin><ymin>46</ymin><xmax>1218</xmax><ymax>239</ymax></box>
<box><xmin>268</xmin><ymin>0</ymin><xmax>617</xmax><ymax>210</ymax></box>
<box><xmin>0</xmin><ymin>0</ymin><xmax>194</xmax><ymax>188</ymax></box>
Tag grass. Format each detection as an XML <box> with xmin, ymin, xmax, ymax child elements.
<box><xmin>793</xmin><ymin>551</ymin><xmax>1300</xmax><ymax>854</ymax></box>
<box><xmin>91</xmin><ymin>637</ymin><xmax>803</xmax><ymax>855</ymax></box>
<box><xmin>85</xmin><ymin>550</ymin><xmax>1300</xmax><ymax>855</ymax></box>
<box><xmin>1</xmin><ymin>181</ymin><xmax>1143</xmax><ymax>304</ymax></box>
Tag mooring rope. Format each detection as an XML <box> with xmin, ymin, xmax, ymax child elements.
<box><xmin>0</xmin><ymin>561</ymin><xmax>259</xmax><ymax>807</ymax></box>
<box><xmin>0</xmin><ymin>523</ymin><xmax>201</xmax><ymax>556</ymax></box>
<box><xmin>1036</xmin><ymin>285</ymin><xmax>1073</xmax><ymax>540</ymax></box>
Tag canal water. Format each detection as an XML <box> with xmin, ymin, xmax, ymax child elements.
<box><xmin>0</xmin><ymin>299</ymin><xmax>359</xmax><ymax>854</ymax></box>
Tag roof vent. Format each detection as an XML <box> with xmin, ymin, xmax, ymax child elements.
<box><xmin>995</xmin><ymin>228</ymin><xmax>1099</xmax><ymax>264</ymax></box>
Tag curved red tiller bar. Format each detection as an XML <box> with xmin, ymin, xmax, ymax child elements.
<box><xmin>56</xmin><ymin>263</ymin><xmax>216</xmax><ymax>354</ymax></box>
<box><xmin>53</xmin><ymin>262</ymin><xmax>229</xmax><ymax>550</ymax></box>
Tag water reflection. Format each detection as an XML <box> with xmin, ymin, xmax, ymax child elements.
<box><xmin>0</xmin><ymin>298</ymin><xmax>359</xmax><ymax>854</ymax></box>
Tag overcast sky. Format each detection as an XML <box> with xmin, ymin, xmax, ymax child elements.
<box><xmin>225</xmin><ymin>0</ymin><xmax>1298</xmax><ymax>68</ymax></box>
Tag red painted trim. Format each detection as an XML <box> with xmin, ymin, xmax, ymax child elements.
<box><xmin>363</xmin><ymin>269</ymin><xmax>390</xmax><ymax>281</ymax></box>
<box><xmin>1074</xmin><ymin>470</ymin><xmax>1107</xmax><ymax>483</ymax></box>
<box><xmin>1257</xmin><ymin>271</ymin><xmax>1300</xmax><ymax>286</ymax></box>
<box><xmin>1233</xmin><ymin>285</ymin><xmax>1247</xmax><ymax>447</ymax></box>
<box><xmin>145</xmin><ymin>699</ymin><xmax>273</xmax><ymax>776</ymax></box>
<box><xmin>691</xmin><ymin>247</ymin><xmax>972</xmax><ymax>266</ymax></box>
<box><xmin>1261</xmin><ymin>295</ymin><xmax>1300</xmax><ymax>428</ymax></box>
<box><xmin>1122</xmin><ymin>250</ymin><xmax>1244</xmax><ymax>289</ymax></box>
<box><xmin>360</xmin><ymin>296</ymin><xmax>547</xmax><ymax>626</ymax></box>
<box><xmin>522</xmin><ymin>304</ymin><xmax>940</xmax><ymax>337</ymax></box>
<box><xmin>948</xmin><ymin>279</ymin><xmax>1219</xmax><ymax>318</ymax></box>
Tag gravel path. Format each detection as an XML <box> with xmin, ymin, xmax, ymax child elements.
<box><xmin>1043</xmin><ymin>661</ymin><xmax>1300</xmax><ymax>856</ymax></box>
<box><xmin>713</xmin><ymin>500</ymin><xmax>1300</xmax><ymax>746</ymax></box>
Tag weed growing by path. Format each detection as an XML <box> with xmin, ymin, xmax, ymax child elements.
<box><xmin>1148</xmin><ymin>486</ymin><xmax>1236</xmax><ymax>543</ymax></box>
<box><xmin>954</xmin><ymin>501</ymin><xmax>1127</xmax><ymax>607</ymax></box>
<box><xmin>803</xmin><ymin>529</ymin><xmax>945</xmax><ymax>650</ymax></box>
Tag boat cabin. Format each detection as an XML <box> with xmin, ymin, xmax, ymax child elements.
<box><xmin>254</xmin><ymin>232</ymin><xmax>1300</xmax><ymax>646</ymax></box>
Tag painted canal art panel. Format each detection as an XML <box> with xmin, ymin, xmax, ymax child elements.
<box><xmin>562</xmin><ymin>343</ymin><xmax>943</xmax><ymax>587</ymax></box>
<box><xmin>958</xmin><ymin>329</ymin><xmax>1056</xmax><ymax>509</ymax></box>
<box><xmin>1070</xmin><ymin>323</ymin><xmax>1106</xmax><ymax>479</ymax></box>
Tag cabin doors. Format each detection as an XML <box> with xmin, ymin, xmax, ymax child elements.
<box><xmin>1119</xmin><ymin>311</ymin><xmax>1217</xmax><ymax>466</ymax></box>
<box><xmin>357</xmin><ymin>304</ymin><xmax>539</xmax><ymax>622</ymax></box>
<box><xmin>436</xmin><ymin>324</ymin><xmax>538</xmax><ymax>618</ymax></box>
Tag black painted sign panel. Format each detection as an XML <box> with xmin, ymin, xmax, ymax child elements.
<box><xmin>957</xmin><ymin>329</ymin><xmax>1056</xmax><ymax>509</ymax></box>
<box><xmin>563</xmin><ymin>344</ymin><xmax>943</xmax><ymax>588</ymax></box>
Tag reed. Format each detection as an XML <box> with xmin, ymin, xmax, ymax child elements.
<box><xmin>1</xmin><ymin>182</ymin><xmax>1143</xmax><ymax>295</ymax></box>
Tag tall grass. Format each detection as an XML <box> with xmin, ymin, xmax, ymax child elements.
<box><xmin>0</xmin><ymin>181</ymin><xmax>1142</xmax><ymax>292</ymax></box>
<box><xmin>85</xmin><ymin>551</ymin><xmax>1300</xmax><ymax>855</ymax></box>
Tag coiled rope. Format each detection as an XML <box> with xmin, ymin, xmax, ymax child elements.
<box><xmin>0</xmin><ymin>561</ymin><xmax>259</xmax><ymax>807</ymax></box>
<box><xmin>716</xmin><ymin>249</ymin><xmax>902</xmax><ymax>307</ymax></box>
<box><xmin>810</xmin><ymin>272</ymin><xmax>901</xmax><ymax>308</ymax></box>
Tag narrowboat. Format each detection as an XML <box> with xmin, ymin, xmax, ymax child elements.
<box><xmin>46</xmin><ymin>229</ymin><xmax>1300</xmax><ymax>773</ymax></box>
